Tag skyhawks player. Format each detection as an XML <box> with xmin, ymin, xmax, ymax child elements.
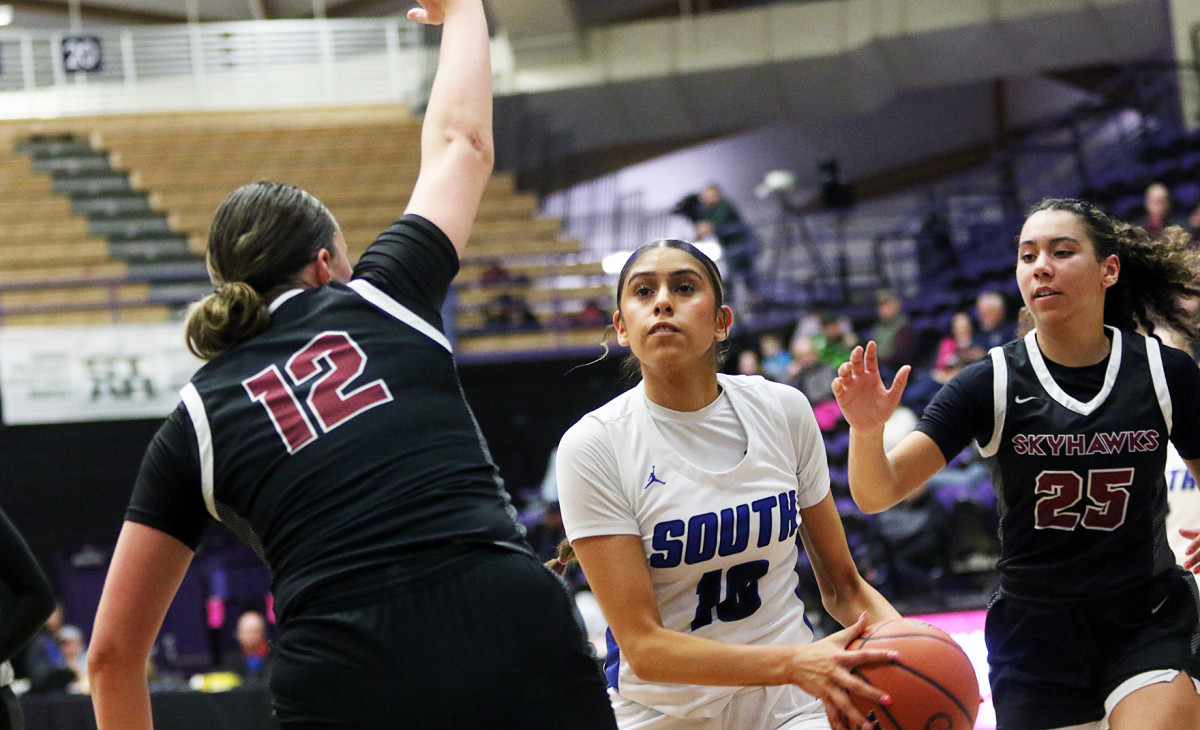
<box><xmin>87</xmin><ymin>2</ymin><xmax>615</xmax><ymax>728</ymax></box>
<box><xmin>835</xmin><ymin>198</ymin><xmax>1200</xmax><ymax>730</ymax></box>
<box><xmin>556</xmin><ymin>239</ymin><xmax>900</xmax><ymax>730</ymax></box>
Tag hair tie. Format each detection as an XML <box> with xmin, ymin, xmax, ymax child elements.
<box><xmin>556</xmin><ymin>557</ymin><xmax>569</xmax><ymax>566</ymax></box>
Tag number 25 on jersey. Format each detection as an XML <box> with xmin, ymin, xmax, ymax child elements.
<box><xmin>243</xmin><ymin>331</ymin><xmax>394</xmax><ymax>453</ymax></box>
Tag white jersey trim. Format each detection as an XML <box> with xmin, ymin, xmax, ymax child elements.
<box><xmin>348</xmin><ymin>279</ymin><xmax>452</xmax><ymax>353</ymax></box>
<box><xmin>179</xmin><ymin>382</ymin><xmax>220</xmax><ymax>522</ymax></box>
<box><xmin>269</xmin><ymin>288</ymin><xmax>303</xmax><ymax>314</ymax></box>
<box><xmin>1025</xmin><ymin>326</ymin><xmax>1122</xmax><ymax>416</ymax></box>
<box><xmin>1146</xmin><ymin>334</ymin><xmax>1172</xmax><ymax>435</ymax></box>
<box><xmin>979</xmin><ymin>347</ymin><xmax>1007</xmax><ymax>458</ymax></box>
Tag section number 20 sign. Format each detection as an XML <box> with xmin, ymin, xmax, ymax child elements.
<box><xmin>61</xmin><ymin>36</ymin><xmax>103</xmax><ymax>73</ymax></box>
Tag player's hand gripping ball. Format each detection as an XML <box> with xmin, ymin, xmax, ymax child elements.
<box><xmin>846</xmin><ymin>619</ymin><xmax>982</xmax><ymax>730</ymax></box>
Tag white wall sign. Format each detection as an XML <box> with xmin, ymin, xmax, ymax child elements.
<box><xmin>0</xmin><ymin>323</ymin><xmax>203</xmax><ymax>425</ymax></box>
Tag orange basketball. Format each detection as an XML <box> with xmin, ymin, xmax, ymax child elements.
<box><xmin>845</xmin><ymin>618</ymin><xmax>982</xmax><ymax>730</ymax></box>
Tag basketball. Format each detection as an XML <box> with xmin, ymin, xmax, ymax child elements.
<box><xmin>846</xmin><ymin>618</ymin><xmax>982</xmax><ymax>730</ymax></box>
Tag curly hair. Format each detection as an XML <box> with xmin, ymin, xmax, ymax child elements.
<box><xmin>1025</xmin><ymin>198</ymin><xmax>1200</xmax><ymax>341</ymax></box>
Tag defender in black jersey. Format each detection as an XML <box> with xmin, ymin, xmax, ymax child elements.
<box><xmin>833</xmin><ymin>199</ymin><xmax>1200</xmax><ymax>729</ymax></box>
<box><xmin>87</xmin><ymin>3</ymin><xmax>615</xmax><ymax>729</ymax></box>
<box><xmin>0</xmin><ymin>505</ymin><xmax>55</xmax><ymax>730</ymax></box>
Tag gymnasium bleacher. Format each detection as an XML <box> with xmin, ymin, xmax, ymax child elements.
<box><xmin>0</xmin><ymin>107</ymin><xmax>615</xmax><ymax>354</ymax></box>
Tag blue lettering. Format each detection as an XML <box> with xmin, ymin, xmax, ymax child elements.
<box><xmin>777</xmin><ymin>490</ymin><xmax>797</xmax><ymax>541</ymax></box>
<box><xmin>685</xmin><ymin>513</ymin><xmax>719</xmax><ymax>564</ymax></box>
<box><xmin>718</xmin><ymin>505</ymin><xmax>750</xmax><ymax>556</ymax></box>
<box><xmin>649</xmin><ymin>520</ymin><xmax>684</xmax><ymax>568</ymax></box>
<box><xmin>1167</xmin><ymin>469</ymin><xmax>1197</xmax><ymax>492</ymax></box>
<box><xmin>752</xmin><ymin>496</ymin><xmax>776</xmax><ymax>547</ymax></box>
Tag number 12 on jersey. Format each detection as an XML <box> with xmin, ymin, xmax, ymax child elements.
<box><xmin>243</xmin><ymin>331</ymin><xmax>393</xmax><ymax>453</ymax></box>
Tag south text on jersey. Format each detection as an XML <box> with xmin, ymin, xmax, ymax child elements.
<box><xmin>648</xmin><ymin>490</ymin><xmax>798</xmax><ymax>568</ymax></box>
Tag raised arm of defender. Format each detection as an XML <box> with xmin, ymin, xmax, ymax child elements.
<box><xmin>404</xmin><ymin>0</ymin><xmax>494</xmax><ymax>256</ymax></box>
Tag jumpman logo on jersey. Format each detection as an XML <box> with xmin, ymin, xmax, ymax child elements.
<box><xmin>644</xmin><ymin>465</ymin><xmax>666</xmax><ymax>490</ymax></box>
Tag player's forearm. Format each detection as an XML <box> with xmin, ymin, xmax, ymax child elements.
<box><xmin>422</xmin><ymin>0</ymin><xmax>494</xmax><ymax>171</ymax></box>
<box><xmin>821</xmin><ymin>575</ymin><xmax>901</xmax><ymax>629</ymax></box>
<box><xmin>619</xmin><ymin>625</ymin><xmax>807</xmax><ymax>687</ymax></box>
<box><xmin>846</xmin><ymin>428</ymin><xmax>907</xmax><ymax>513</ymax></box>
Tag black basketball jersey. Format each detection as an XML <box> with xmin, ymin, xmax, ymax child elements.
<box><xmin>126</xmin><ymin>215</ymin><xmax>527</xmax><ymax>624</ymax></box>
<box><xmin>968</xmin><ymin>328</ymin><xmax>1177</xmax><ymax>600</ymax></box>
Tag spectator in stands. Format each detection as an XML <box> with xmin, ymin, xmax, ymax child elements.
<box><xmin>87</xmin><ymin>2</ymin><xmax>615</xmax><ymax>728</ymax></box>
<box><xmin>478</xmin><ymin>260</ymin><xmax>512</xmax><ymax>286</ymax></box>
<box><xmin>225</xmin><ymin>611</ymin><xmax>271</xmax><ymax>687</ymax></box>
<box><xmin>1134</xmin><ymin>182</ymin><xmax>1189</xmax><ymax>236</ymax></box>
<box><xmin>735</xmin><ymin>348</ymin><xmax>765</xmax><ymax>377</ymax></box>
<box><xmin>758</xmin><ymin>333</ymin><xmax>791</xmax><ymax>382</ymax></box>
<box><xmin>932</xmin><ymin>311</ymin><xmax>985</xmax><ymax>385</ymax></box>
<box><xmin>24</xmin><ymin>604</ymin><xmax>74</xmax><ymax>694</ymax></box>
<box><xmin>0</xmin><ymin>505</ymin><xmax>56</xmax><ymax>729</ymax></box>
<box><xmin>575</xmin><ymin>299</ymin><xmax>608</xmax><ymax>328</ymax></box>
<box><xmin>694</xmin><ymin>183</ymin><xmax>757</xmax><ymax>300</ymax></box>
<box><xmin>786</xmin><ymin>334</ymin><xmax>836</xmax><ymax>405</ymax></box>
<box><xmin>971</xmin><ymin>289</ymin><xmax>1016</xmax><ymax>350</ymax></box>
<box><xmin>872</xmin><ymin>483</ymin><xmax>953</xmax><ymax>599</ymax></box>
<box><xmin>59</xmin><ymin>625</ymin><xmax>89</xmax><ymax>695</ymax></box>
<box><xmin>484</xmin><ymin>293</ymin><xmax>540</xmax><ymax>332</ymax></box>
<box><xmin>869</xmin><ymin>289</ymin><xmax>915</xmax><ymax>377</ymax></box>
<box><xmin>812</xmin><ymin>311</ymin><xmax>857</xmax><ymax>369</ymax></box>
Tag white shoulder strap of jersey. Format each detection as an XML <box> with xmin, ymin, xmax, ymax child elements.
<box><xmin>1145</xmin><ymin>333</ymin><xmax>1172</xmax><ymax>435</ymax></box>
<box><xmin>348</xmin><ymin>279</ymin><xmax>452</xmax><ymax>352</ymax></box>
<box><xmin>978</xmin><ymin>347</ymin><xmax>1007</xmax><ymax>458</ymax></box>
<box><xmin>180</xmin><ymin>383</ymin><xmax>221</xmax><ymax>521</ymax></box>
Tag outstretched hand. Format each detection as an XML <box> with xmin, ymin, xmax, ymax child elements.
<box><xmin>407</xmin><ymin>0</ymin><xmax>446</xmax><ymax>24</ymax></box>
<box><xmin>831</xmin><ymin>342</ymin><xmax>910</xmax><ymax>434</ymax></box>
<box><xmin>790</xmin><ymin>613</ymin><xmax>897</xmax><ymax>730</ymax></box>
<box><xmin>1182</xmin><ymin>528</ymin><xmax>1200</xmax><ymax>573</ymax></box>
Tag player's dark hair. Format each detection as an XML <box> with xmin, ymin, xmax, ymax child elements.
<box><xmin>614</xmin><ymin>239</ymin><xmax>730</xmax><ymax>380</ymax></box>
<box><xmin>1025</xmin><ymin>198</ymin><xmax>1200</xmax><ymax>341</ymax></box>
<box><xmin>186</xmin><ymin>181</ymin><xmax>339</xmax><ymax>360</ymax></box>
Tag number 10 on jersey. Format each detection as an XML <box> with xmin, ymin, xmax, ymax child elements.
<box><xmin>243</xmin><ymin>331</ymin><xmax>394</xmax><ymax>453</ymax></box>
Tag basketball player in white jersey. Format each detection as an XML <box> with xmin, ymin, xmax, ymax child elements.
<box><xmin>555</xmin><ymin>239</ymin><xmax>900</xmax><ymax>730</ymax></box>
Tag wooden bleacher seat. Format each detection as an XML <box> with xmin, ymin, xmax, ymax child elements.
<box><xmin>0</xmin><ymin>105</ymin><xmax>612</xmax><ymax>351</ymax></box>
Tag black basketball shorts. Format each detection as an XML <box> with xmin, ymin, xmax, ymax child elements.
<box><xmin>985</xmin><ymin>567</ymin><xmax>1200</xmax><ymax>730</ymax></box>
<box><xmin>269</xmin><ymin>550</ymin><xmax>616</xmax><ymax>729</ymax></box>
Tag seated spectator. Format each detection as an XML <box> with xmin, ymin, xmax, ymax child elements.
<box><xmin>971</xmin><ymin>290</ymin><xmax>1016</xmax><ymax>350</ymax></box>
<box><xmin>225</xmin><ymin>610</ymin><xmax>272</xmax><ymax>686</ymax></box>
<box><xmin>23</xmin><ymin>604</ymin><xmax>74</xmax><ymax>694</ymax></box>
<box><xmin>932</xmin><ymin>311</ymin><xmax>985</xmax><ymax>384</ymax></box>
<box><xmin>1133</xmin><ymin>182</ymin><xmax>1189</xmax><ymax>235</ymax></box>
<box><xmin>479</xmin><ymin>260</ymin><xmax>514</xmax><ymax>286</ymax></box>
<box><xmin>735</xmin><ymin>349</ymin><xmax>765</xmax><ymax>377</ymax></box>
<box><xmin>58</xmin><ymin>625</ymin><xmax>88</xmax><ymax>695</ymax></box>
<box><xmin>812</xmin><ymin>311</ymin><xmax>857</xmax><ymax>369</ymax></box>
<box><xmin>574</xmin><ymin>300</ymin><xmax>608</xmax><ymax>328</ymax></box>
<box><xmin>873</xmin><ymin>484</ymin><xmax>954</xmax><ymax>599</ymax></box>
<box><xmin>484</xmin><ymin>294</ymin><xmax>540</xmax><ymax>332</ymax></box>
<box><xmin>869</xmin><ymin>289</ymin><xmax>915</xmax><ymax>376</ymax></box>
<box><xmin>786</xmin><ymin>335</ymin><xmax>835</xmax><ymax>405</ymax></box>
<box><xmin>758</xmin><ymin>333</ymin><xmax>791</xmax><ymax>382</ymax></box>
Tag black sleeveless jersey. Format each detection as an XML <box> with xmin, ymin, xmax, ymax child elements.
<box><xmin>126</xmin><ymin>215</ymin><xmax>526</xmax><ymax>623</ymax></box>
<box><xmin>916</xmin><ymin>328</ymin><xmax>1200</xmax><ymax>602</ymax></box>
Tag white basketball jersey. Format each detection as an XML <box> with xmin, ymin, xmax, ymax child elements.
<box><xmin>1165</xmin><ymin>442</ymin><xmax>1200</xmax><ymax>588</ymax></box>
<box><xmin>557</xmin><ymin>374</ymin><xmax>829</xmax><ymax>719</ymax></box>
